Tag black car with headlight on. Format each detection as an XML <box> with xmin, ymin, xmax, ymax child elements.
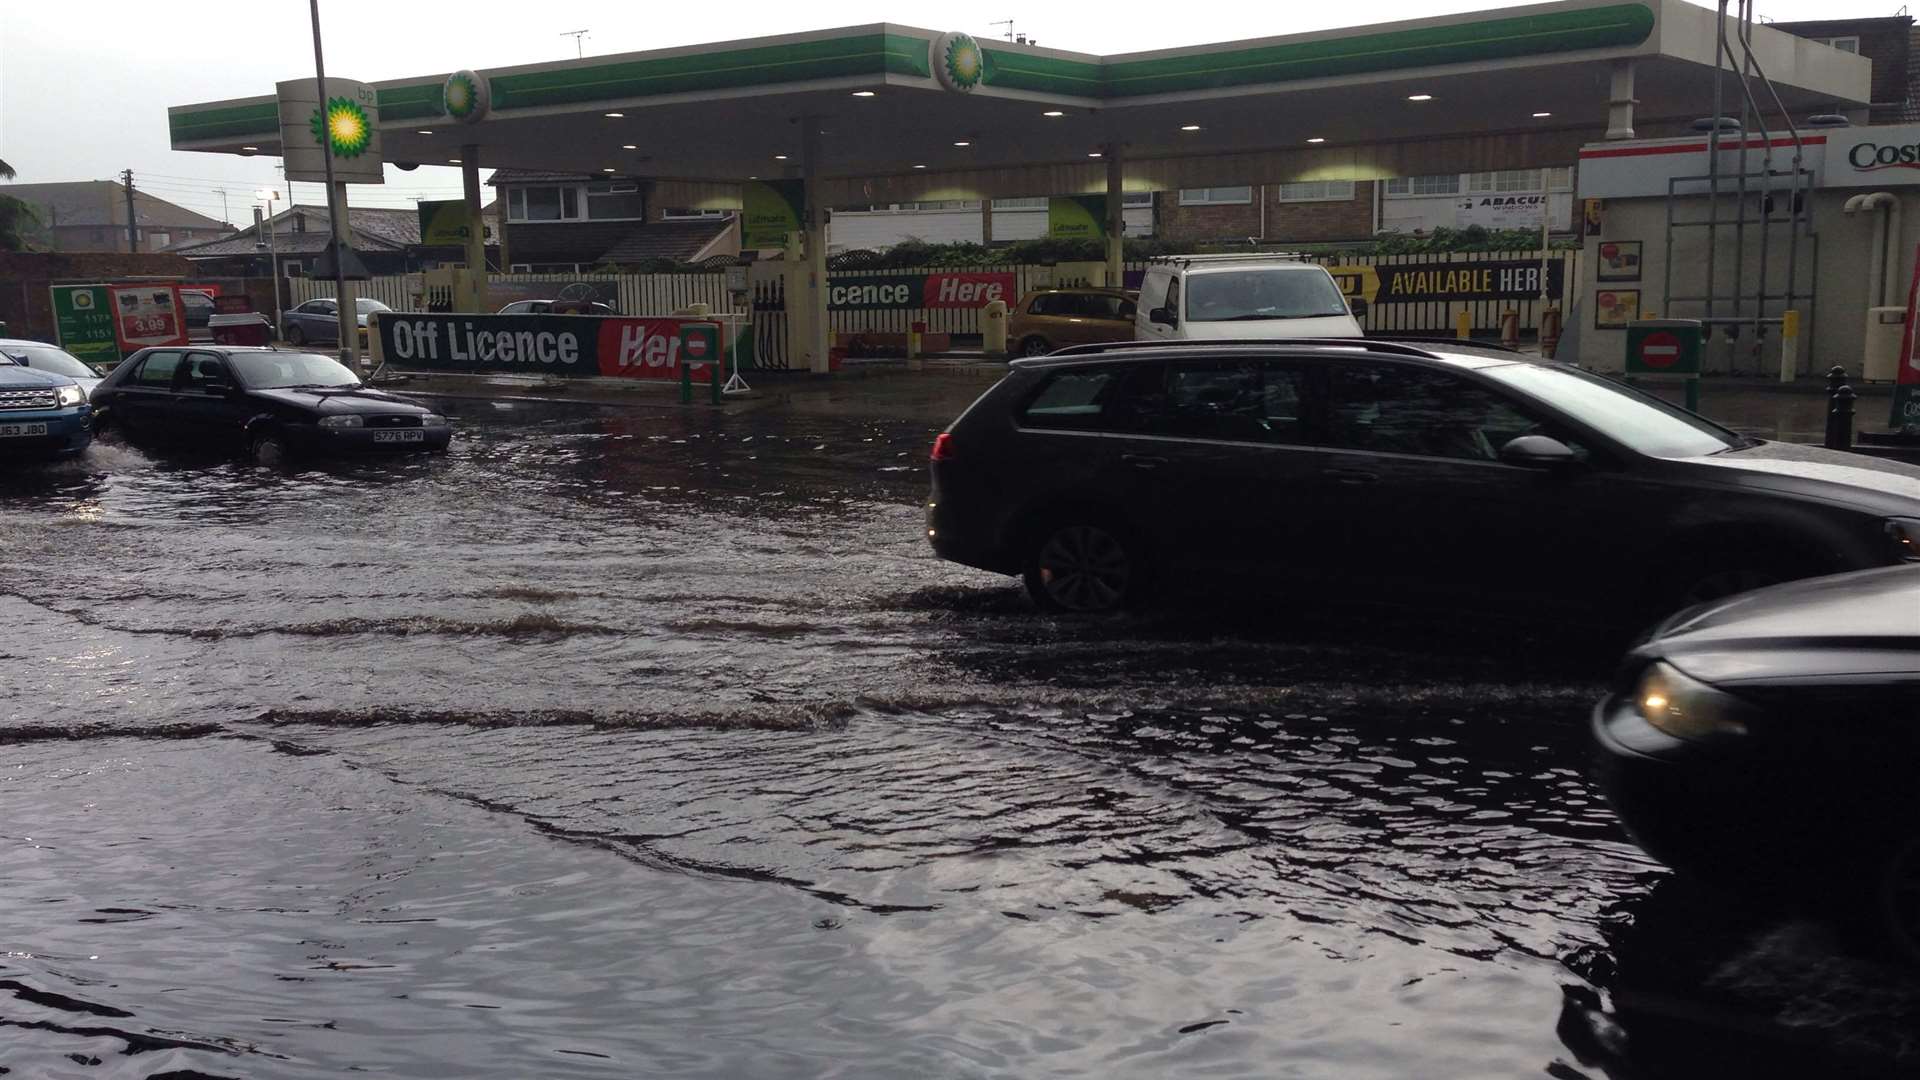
<box><xmin>91</xmin><ymin>346</ymin><xmax>451</xmax><ymax>465</ymax></box>
<box><xmin>1592</xmin><ymin>565</ymin><xmax>1920</xmax><ymax>954</ymax></box>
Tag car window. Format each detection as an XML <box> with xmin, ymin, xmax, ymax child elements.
<box><xmin>1026</xmin><ymin>294</ymin><xmax>1060</xmax><ymax>317</ymax></box>
<box><xmin>1020</xmin><ymin>363</ymin><xmax>1165</xmax><ymax>432</ymax></box>
<box><xmin>1164</xmin><ymin>277</ymin><xmax>1181</xmax><ymax>322</ymax></box>
<box><xmin>1187</xmin><ymin>269</ymin><xmax>1350</xmax><ymax>323</ymax></box>
<box><xmin>1326</xmin><ymin>362</ymin><xmax>1562</xmax><ymax>462</ymax></box>
<box><xmin>1162</xmin><ymin>360</ymin><xmax>1314</xmax><ymax>444</ymax></box>
<box><xmin>132</xmin><ymin>351</ymin><xmax>184</xmax><ymax>387</ymax></box>
<box><xmin>177</xmin><ymin>353</ymin><xmax>232</xmax><ymax>392</ymax></box>
<box><xmin>1478</xmin><ymin>363</ymin><xmax>1743</xmax><ymax>458</ymax></box>
<box><xmin>1</xmin><ymin>345</ymin><xmax>95</xmax><ymax>379</ymax></box>
<box><xmin>1137</xmin><ymin>273</ymin><xmax>1170</xmax><ymax>315</ymax></box>
<box><xmin>227</xmin><ymin>351</ymin><xmax>359</xmax><ymax>389</ymax></box>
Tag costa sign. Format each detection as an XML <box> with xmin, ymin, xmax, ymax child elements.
<box><xmin>827</xmin><ymin>271</ymin><xmax>1014</xmax><ymax>310</ymax></box>
<box><xmin>1832</xmin><ymin>124</ymin><xmax>1920</xmax><ymax>187</ymax></box>
<box><xmin>373</xmin><ymin>313</ymin><xmax>722</xmax><ymax>380</ymax></box>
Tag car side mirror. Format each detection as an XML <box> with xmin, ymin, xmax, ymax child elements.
<box><xmin>1149</xmin><ymin>306</ymin><xmax>1176</xmax><ymax>327</ymax></box>
<box><xmin>1499</xmin><ymin>434</ymin><xmax>1579</xmax><ymax>469</ymax></box>
<box><xmin>1348</xmin><ymin>297</ymin><xmax>1369</xmax><ymax>318</ymax></box>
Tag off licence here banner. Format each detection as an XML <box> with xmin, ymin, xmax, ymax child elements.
<box><xmin>372</xmin><ymin>314</ymin><xmax>722</xmax><ymax>379</ymax></box>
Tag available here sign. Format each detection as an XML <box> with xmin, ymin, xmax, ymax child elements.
<box><xmin>372</xmin><ymin>314</ymin><xmax>722</xmax><ymax>379</ymax></box>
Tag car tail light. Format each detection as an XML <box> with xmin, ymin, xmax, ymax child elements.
<box><xmin>931</xmin><ymin>433</ymin><xmax>955</xmax><ymax>461</ymax></box>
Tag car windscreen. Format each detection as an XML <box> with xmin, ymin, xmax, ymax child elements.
<box><xmin>1479</xmin><ymin>363</ymin><xmax>1744</xmax><ymax>458</ymax></box>
<box><xmin>226</xmin><ymin>351</ymin><xmax>361</xmax><ymax>389</ymax></box>
<box><xmin>1</xmin><ymin>344</ymin><xmax>96</xmax><ymax>379</ymax></box>
<box><xmin>1185</xmin><ymin>269</ymin><xmax>1350</xmax><ymax>322</ymax></box>
<box><xmin>354</xmin><ymin>299</ymin><xmax>392</xmax><ymax>313</ymax></box>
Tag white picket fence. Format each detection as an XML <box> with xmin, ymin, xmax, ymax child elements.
<box><xmin>290</xmin><ymin>272</ymin><xmax>743</xmax><ymax>316</ymax></box>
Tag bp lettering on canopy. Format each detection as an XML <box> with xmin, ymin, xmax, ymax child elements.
<box><xmin>827</xmin><ymin>272</ymin><xmax>1014</xmax><ymax>310</ymax></box>
<box><xmin>373</xmin><ymin>314</ymin><xmax>723</xmax><ymax>380</ymax></box>
<box><xmin>1374</xmin><ymin>260</ymin><xmax>1565</xmax><ymax>303</ymax></box>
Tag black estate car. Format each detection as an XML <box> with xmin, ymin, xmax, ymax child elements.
<box><xmin>926</xmin><ymin>339</ymin><xmax>1920</xmax><ymax>619</ymax></box>
<box><xmin>1592</xmin><ymin>566</ymin><xmax>1920</xmax><ymax>954</ymax></box>
<box><xmin>92</xmin><ymin>346</ymin><xmax>451</xmax><ymax>465</ymax></box>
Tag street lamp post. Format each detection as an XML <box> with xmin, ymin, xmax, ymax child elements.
<box><xmin>256</xmin><ymin>189</ymin><xmax>282</xmax><ymax>318</ymax></box>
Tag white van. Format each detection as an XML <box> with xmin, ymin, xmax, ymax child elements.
<box><xmin>1134</xmin><ymin>255</ymin><xmax>1364</xmax><ymax>341</ymax></box>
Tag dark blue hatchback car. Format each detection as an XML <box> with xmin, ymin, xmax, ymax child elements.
<box><xmin>0</xmin><ymin>352</ymin><xmax>93</xmax><ymax>461</ymax></box>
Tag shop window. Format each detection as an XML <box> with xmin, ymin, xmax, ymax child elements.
<box><xmin>1275</xmin><ymin>181</ymin><xmax>1354</xmax><ymax>203</ymax></box>
<box><xmin>1179</xmin><ymin>187</ymin><xmax>1253</xmax><ymax>206</ymax></box>
<box><xmin>1469</xmin><ymin>169</ymin><xmax>1544</xmax><ymax>194</ymax></box>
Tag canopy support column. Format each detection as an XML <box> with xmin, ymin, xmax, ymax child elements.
<box><xmin>1105</xmin><ymin>144</ymin><xmax>1124</xmax><ymax>286</ymax></box>
<box><xmin>803</xmin><ymin>119</ymin><xmax>831</xmax><ymax>374</ymax></box>
<box><xmin>462</xmin><ymin>146</ymin><xmax>488</xmax><ymax>311</ymax></box>
<box><xmin>1606</xmin><ymin>59</ymin><xmax>1637</xmax><ymax>141</ymax></box>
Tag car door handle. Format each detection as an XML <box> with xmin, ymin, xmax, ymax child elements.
<box><xmin>1326</xmin><ymin>468</ymin><xmax>1379</xmax><ymax>486</ymax></box>
<box><xmin>1122</xmin><ymin>454</ymin><xmax>1169</xmax><ymax>470</ymax></box>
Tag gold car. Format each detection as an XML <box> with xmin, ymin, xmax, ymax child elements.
<box><xmin>1008</xmin><ymin>288</ymin><xmax>1138</xmax><ymax>358</ymax></box>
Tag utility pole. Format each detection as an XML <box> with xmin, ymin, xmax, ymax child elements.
<box><xmin>121</xmin><ymin>169</ymin><xmax>139</xmax><ymax>252</ymax></box>
<box><xmin>214</xmin><ymin>187</ymin><xmax>231</xmax><ymax>224</ymax></box>
<box><xmin>561</xmin><ymin>29</ymin><xmax>589</xmax><ymax>57</ymax></box>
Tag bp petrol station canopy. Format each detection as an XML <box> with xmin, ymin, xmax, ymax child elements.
<box><xmin>168</xmin><ymin>0</ymin><xmax>1867</xmax><ymax>203</ymax></box>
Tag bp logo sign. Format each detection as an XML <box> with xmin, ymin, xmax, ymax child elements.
<box><xmin>933</xmin><ymin>32</ymin><xmax>984</xmax><ymax>93</ymax></box>
<box><xmin>311</xmin><ymin>96</ymin><xmax>373</xmax><ymax>158</ymax></box>
<box><xmin>444</xmin><ymin>70</ymin><xmax>489</xmax><ymax>124</ymax></box>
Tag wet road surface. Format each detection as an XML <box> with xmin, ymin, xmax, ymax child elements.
<box><xmin>2</xmin><ymin>379</ymin><xmax>1915</xmax><ymax>1079</ymax></box>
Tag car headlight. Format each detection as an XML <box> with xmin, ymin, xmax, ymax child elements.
<box><xmin>1887</xmin><ymin>518</ymin><xmax>1920</xmax><ymax>562</ymax></box>
<box><xmin>420</xmin><ymin>413</ymin><xmax>449</xmax><ymax>427</ymax></box>
<box><xmin>55</xmin><ymin>385</ymin><xmax>86</xmax><ymax>408</ymax></box>
<box><xmin>319</xmin><ymin>415</ymin><xmax>363</xmax><ymax>429</ymax></box>
<box><xmin>1634</xmin><ymin>662</ymin><xmax>1751</xmax><ymax>740</ymax></box>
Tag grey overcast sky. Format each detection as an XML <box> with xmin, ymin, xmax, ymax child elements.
<box><xmin>0</xmin><ymin>0</ymin><xmax>1887</xmax><ymax>226</ymax></box>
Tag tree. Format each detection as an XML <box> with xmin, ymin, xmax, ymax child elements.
<box><xmin>0</xmin><ymin>194</ymin><xmax>42</xmax><ymax>252</ymax></box>
<box><xmin>0</xmin><ymin>158</ymin><xmax>14</xmax><ymax>180</ymax></box>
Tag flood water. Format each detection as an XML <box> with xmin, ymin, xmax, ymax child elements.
<box><xmin>2</xmin><ymin>382</ymin><xmax>1914</xmax><ymax>1079</ymax></box>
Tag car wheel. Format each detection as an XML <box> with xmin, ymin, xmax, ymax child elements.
<box><xmin>1023</xmin><ymin>520</ymin><xmax>1141</xmax><ymax>614</ymax></box>
<box><xmin>1875</xmin><ymin>834</ymin><xmax>1920</xmax><ymax>964</ymax></box>
<box><xmin>251</xmin><ymin>430</ymin><xmax>290</xmax><ymax>467</ymax></box>
<box><xmin>1019</xmin><ymin>335</ymin><xmax>1052</xmax><ymax>358</ymax></box>
<box><xmin>286</xmin><ymin>325</ymin><xmax>306</xmax><ymax>347</ymax></box>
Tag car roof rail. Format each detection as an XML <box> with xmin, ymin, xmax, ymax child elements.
<box><xmin>1038</xmin><ymin>337</ymin><xmax>1451</xmax><ymax>361</ymax></box>
<box><xmin>1145</xmin><ymin>252</ymin><xmax>1312</xmax><ymax>266</ymax></box>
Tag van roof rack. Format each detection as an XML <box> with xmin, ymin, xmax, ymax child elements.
<box><xmin>1145</xmin><ymin>252</ymin><xmax>1312</xmax><ymax>266</ymax></box>
<box><xmin>1037</xmin><ymin>337</ymin><xmax>1451</xmax><ymax>361</ymax></box>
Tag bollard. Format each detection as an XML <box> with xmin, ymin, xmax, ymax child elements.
<box><xmin>1455</xmin><ymin>310</ymin><xmax>1471</xmax><ymax>340</ymax></box>
<box><xmin>711</xmin><ymin>352</ymin><xmax>723</xmax><ymax>405</ymax></box>
<box><xmin>1539</xmin><ymin>307</ymin><xmax>1563</xmax><ymax>358</ymax></box>
<box><xmin>907</xmin><ymin>320</ymin><xmax>925</xmax><ymax>360</ymax></box>
<box><xmin>1499</xmin><ymin>310</ymin><xmax>1520</xmax><ymax>350</ymax></box>
<box><xmin>680</xmin><ymin>357</ymin><xmax>693</xmax><ymax>405</ymax></box>
<box><xmin>1827</xmin><ymin>364</ymin><xmax>1849</xmax><ymax>397</ymax></box>
<box><xmin>1826</xmin><ymin>373</ymin><xmax>1857</xmax><ymax>451</ymax></box>
<box><xmin>1780</xmin><ymin>309</ymin><xmax>1801</xmax><ymax>383</ymax></box>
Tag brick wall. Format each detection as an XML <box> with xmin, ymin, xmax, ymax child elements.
<box><xmin>0</xmin><ymin>252</ymin><xmax>197</xmax><ymax>342</ymax></box>
<box><xmin>1159</xmin><ymin>182</ymin><xmax>1377</xmax><ymax>245</ymax></box>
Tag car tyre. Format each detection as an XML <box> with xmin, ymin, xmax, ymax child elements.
<box><xmin>1019</xmin><ymin>335</ymin><xmax>1052</xmax><ymax>358</ymax></box>
<box><xmin>1874</xmin><ymin>833</ymin><xmax>1920</xmax><ymax>965</ymax></box>
<box><xmin>1023</xmin><ymin>519</ymin><xmax>1144</xmax><ymax>614</ymax></box>
<box><xmin>251</xmin><ymin>429</ymin><xmax>291</xmax><ymax>467</ymax></box>
<box><xmin>286</xmin><ymin>325</ymin><xmax>306</xmax><ymax>347</ymax></box>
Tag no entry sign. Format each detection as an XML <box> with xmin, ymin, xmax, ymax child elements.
<box><xmin>1624</xmin><ymin>320</ymin><xmax>1701</xmax><ymax>375</ymax></box>
<box><xmin>1639</xmin><ymin>331</ymin><xmax>1681</xmax><ymax>368</ymax></box>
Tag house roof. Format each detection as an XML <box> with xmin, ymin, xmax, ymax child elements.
<box><xmin>165</xmin><ymin>201</ymin><xmax>501</xmax><ymax>257</ymax></box>
<box><xmin>598</xmin><ymin>219</ymin><xmax>734</xmax><ymax>263</ymax></box>
<box><xmin>1</xmin><ymin>180</ymin><xmax>229</xmax><ymax>231</ymax></box>
<box><xmin>486</xmin><ymin>169</ymin><xmax>616</xmax><ymax>186</ymax></box>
